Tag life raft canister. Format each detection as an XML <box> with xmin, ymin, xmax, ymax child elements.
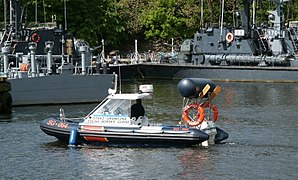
<box><xmin>226</xmin><ymin>32</ymin><xmax>234</xmax><ymax>43</ymax></box>
<box><xmin>31</xmin><ymin>33</ymin><xmax>41</xmax><ymax>43</ymax></box>
<box><xmin>182</xmin><ymin>103</ymin><xmax>205</xmax><ymax>126</ymax></box>
<box><xmin>201</xmin><ymin>102</ymin><xmax>219</xmax><ymax>122</ymax></box>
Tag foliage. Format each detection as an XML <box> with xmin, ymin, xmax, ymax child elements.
<box><xmin>1</xmin><ymin>0</ymin><xmax>298</xmax><ymax>49</ymax></box>
<box><xmin>66</xmin><ymin>0</ymin><xmax>126</xmax><ymax>47</ymax></box>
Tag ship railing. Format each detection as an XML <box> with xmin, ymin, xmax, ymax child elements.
<box><xmin>288</xmin><ymin>28</ymin><xmax>298</xmax><ymax>52</ymax></box>
<box><xmin>0</xmin><ymin>30</ymin><xmax>6</xmax><ymax>46</ymax></box>
<box><xmin>97</xmin><ymin>51</ymin><xmax>106</xmax><ymax>64</ymax></box>
<box><xmin>256</xmin><ymin>29</ymin><xmax>269</xmax><ymax>53</ymax></box>
<box><xmin>62</xmin><ymin>117</ymin><xmax>84</xmax><ymax>123</ymax></box>
<box><xmin>6</xmin><ymin>67</ymin><xmax>18</xmax><ymax>79</ymax></box>
<box><xmin>0</xmin><ymin>30</ymin><xmax>12</xmax><ymax>47</ymax></box>
<box><xmin>26</xmin><ymin>22</ymin><xmax>57</xmax><ymax>30</ymax></box>
<box><xmin>0</xmin><ymin>56</ymin><xmax>2</xmax><ymax>72</ymax></box>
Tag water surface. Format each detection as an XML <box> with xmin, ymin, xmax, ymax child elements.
<box><xmin>1</xmin><ymin>80</ymin><xmax>298</xmax><ymax>179</ymax></box>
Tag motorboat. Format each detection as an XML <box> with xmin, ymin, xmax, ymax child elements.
<box><xmin>40</xmin><ymin>78</ymin><xmax>228</xmax><ymax>147</ymax></box>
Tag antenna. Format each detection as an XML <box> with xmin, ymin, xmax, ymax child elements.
<box><xmin>118</xmin><ymin>65</ymin><xmax>122</xmax><ymax>94</ymax></box>
<box><xmin>4</xmin><ymin>0</ymin><xmax>7</xmax><ymax>28</ymax></box>
<box><xmin>220</xmin><ymin>0</ymin><xmax>225</xmax><ymax>42</ymax></box>
<box><xmin>35</xmin><ymin>0</ymin><xmax>37</xmax><ymax>24</ymax></box>
<box><xmin>9</xmin><ymin>0</ymin><xmax>12</xmax><ymax>29</ymax></box>
<box><xmin>64</xmin><ymin>0</ymin><xmax>67</xmax><ymax>31</ymax></box>
<box><xmin>101</xmin><ymin>39</ymin><xmax>105</xmax><ymax>63</ymax></box>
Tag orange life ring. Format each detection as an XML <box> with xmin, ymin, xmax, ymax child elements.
<box><xmin>182</xmin><ymin>103</ymin><xmax>205</xmax><ymax>126</ymax></box>
<box><xmin>201</xmin><ymin>102</ymin><xmax>219</xmax><ymax>122</ymax></box>
<box><xmin>226</xmin><ymin>32</ymin><xmax>234</xmax><ymax>43</ymax></box>
<box><xmin>31</xmin><ymin>33</ymin><xmax>41</xmax><ymax>43</ymax></box>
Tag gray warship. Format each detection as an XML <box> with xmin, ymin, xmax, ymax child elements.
<box><xmin>111</xmin><ymin>0</ymin><xmax>298</xmax><ymax>82</ymax></box>
<box><xmin>0</xmin><ymin>0</ymin><xmax>115</xmax><ymax>106</ymax></box>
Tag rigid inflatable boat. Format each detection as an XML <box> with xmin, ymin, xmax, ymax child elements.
<box><xmin>40</xmin><ymin>78</ymin><xmax>228</xmax><ymax>147</ymax></box>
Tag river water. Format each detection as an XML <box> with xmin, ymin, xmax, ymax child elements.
<box><xmin>1</xmin><ymin>80</ymin><xmax>298</xmax><ymax>179</ymax></box>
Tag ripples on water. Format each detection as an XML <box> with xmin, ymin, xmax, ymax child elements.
<box><xmin>1</xmin><ymin>81</ymin><xmax>298</xmax><ymax>179</ymax></box>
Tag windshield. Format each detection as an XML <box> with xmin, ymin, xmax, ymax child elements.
<box><xmin>86</xmin><ymin>96</ymin><xmax>155</xmax><ymax>123</ymax></box>
<box><xmin>92</xmin><ymin>98</ymin><xmax>131</xmax><ymax>117</ymax></box>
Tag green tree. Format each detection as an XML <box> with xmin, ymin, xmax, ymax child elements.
<box><xmin>116</xmin><ymin>0</ymin><xmax>148</xmax><ymax>38</ymax></box>
<box><xmin>65</xmin><ymin>0</ymin><xmax>126</xmax><ymax>48</ymax></box>
<box><xmin>142</xmin><ymin>0</ymin><xmax>199</xmax><ymax>43</ymax></box>
<box><xmin>1</xmin><ymin>0</ymin><xmax>298</xmax><ymax>50</ymax></box>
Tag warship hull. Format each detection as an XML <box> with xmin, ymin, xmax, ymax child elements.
<box><xmin>110</xmin><ymin>63</ymin><xmax>298</xmax><ymax>82</ymax></box>
<box><xmin>10</xmin><ymin>74</ymin><xmax>115</xmax><ymax>106</ymax></box>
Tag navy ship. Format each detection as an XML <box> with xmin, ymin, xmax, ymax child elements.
<box><xmin>0</xmin><ymin>0</ymin><xmax>115</xmax><ymax>106</ymax></box>
<box><xmin>110</xmin><ymin>0</ymin><xmax>298</xmax><ymax>82</ymax></box>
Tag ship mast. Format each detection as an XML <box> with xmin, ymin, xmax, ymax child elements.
<box><xmin>64</xmin><ymin>0</ymin><xmax>67</xmax><ymax>31</ymax></box>
<box><xmin>242</xmin><ymin>0</ymin><xmax>250</xmax><ymax>38</ymax></box>
<box><xmin>9</xmin><ymin>0</ymin><xmax>12</xmax><ymax>29</ymax></box>
<box><xmin>219</xmin><ymin>0</ymin><xmax>225</xmax><ymax>42</ymax></box>
<box><xmin>268</xmin><ymin>0</ymin><xmax>290</xmax><ymax>38</ymax></box>
<box><xmin>35</xmin><ymin>0</ymin><xmax>37</xmax><ymax>24</ymax></box>
<box><xmin>8</xmin><ymin>0</ymin><xmax>22</xmax><ymax>40</ymax></box>
<box><xmin>4</xmin><ymin>0</ymin><xmax>7</xmax><ymax>28</ymax></box>
<box><xmin>252</xmin><ymin>0</ymin><xmax>256</xmax><ymax>28</ymax></box>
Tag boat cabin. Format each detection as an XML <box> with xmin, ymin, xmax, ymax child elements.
<box><xmin>82</xmin><ymin>85</ymin><xmax>154</xmax><ymax>127</ymax></box>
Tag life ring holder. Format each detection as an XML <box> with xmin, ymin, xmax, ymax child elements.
<box><xmin>31</xmin><ymin>33</ymin><xmax>41</xmax><ymax>43</ymax></box>
<box><xmin>182</xmin><ymin>103</ymin><xmax>205</xmax><ymax>126</ymax></box>
<box><xmin>201</xmin><ymin>102</ymin><xmax>219</xmax><ymax>122</ymax></box>
<box><xmin>226</xmin><ymin>32</ymin><xmax>234</xmax><ymax>43</ymax></box>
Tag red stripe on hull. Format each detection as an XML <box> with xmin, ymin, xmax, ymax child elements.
<box><xmin>84</xmin><ymin>136</ymin><xmax>109</xmax><ymax>142</ymax></box>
